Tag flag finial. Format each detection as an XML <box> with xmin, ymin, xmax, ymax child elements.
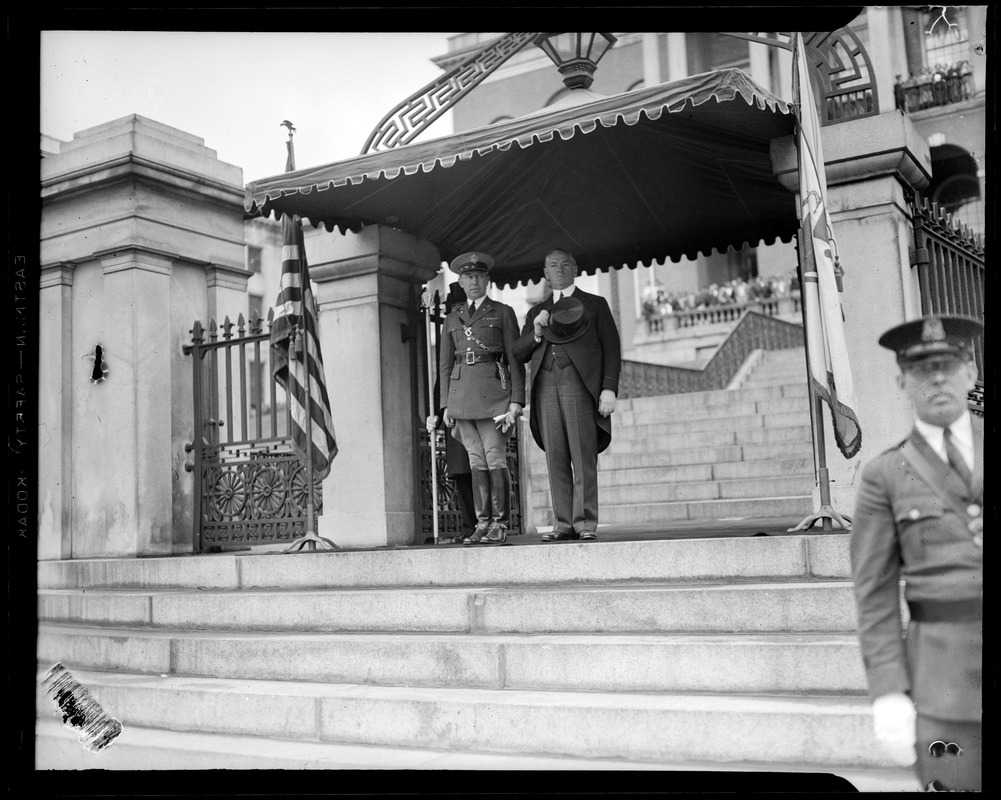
<box><xmin>280</xmin><ymin>120</ymin><xmax>297</xmax><ymax>140</ymax></box>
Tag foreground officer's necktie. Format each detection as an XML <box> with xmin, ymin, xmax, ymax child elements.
<box><xmin>943</xmin><ymin>426</ymin><xmax>973</xmax><ymax>487</ymax></box>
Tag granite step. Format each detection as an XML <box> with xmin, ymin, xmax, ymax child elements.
<box><xmin>38</xmin><ymin>580</ymin><xmax>861</xmax><ymax>635</ymax></box>
<box><xmin>38</xmin><ymin>535</ymin><xmax>852</xmax><ymax>592</ymax></box>
<box><xmin>38</xmin><ymin>624</ymin><xmax>870</xmax><ymax>694</ymax></box>
<box><xmin>33</xmin><ymin>669</ymin><xmax>898</xmax><ymax>769</ymax></box>
<box><xmin>31</xmin><ymin>716</ymin><xmax>919</xmax><ymax>789</ymax></box>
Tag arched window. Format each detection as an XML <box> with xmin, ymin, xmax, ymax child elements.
<box><xmin>927</xmin><ymin>143</ymin><xmax>983</xmax><ymax>233</ymax></box>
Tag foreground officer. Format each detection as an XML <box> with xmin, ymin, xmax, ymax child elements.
<box><xmin>851</xmin><ymin>314</ymin><xmax>983</xmax><ymax>792</ymax></box>
<box><xmin>439</xmin><ymin>252</ymin><xmax>525</xmax><ymax>545</ymax></box>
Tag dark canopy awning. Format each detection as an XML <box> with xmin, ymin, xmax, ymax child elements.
<box><xmin>245</xmin><ymin>68</ymin><xmax>799</xmax><ymax>289</ymax></box>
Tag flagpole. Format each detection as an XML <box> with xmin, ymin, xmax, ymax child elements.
<box><xmin>421</xmin><ymin>287</ymin><xmax>441</xmax><ymax>545</ymax></box>
<box><xmin>281</xmin><ymin>123</ymin><xmax>338</xmax><ymax>554</ymax></box>
<box><xmin>786</xmin><ymin>52</ymin><xmax>854</xmax><ymax>534</ymax></box>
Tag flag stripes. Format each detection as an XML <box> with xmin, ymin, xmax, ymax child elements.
<box><xmin>271</xmin><ymin>139</ymin><xmax>338</xmax><ymax>480</ymax></box>
<box><xmin>793</xmin><ymin>33</ymin><xmax>862</xmax><ymax>459</ymax></box>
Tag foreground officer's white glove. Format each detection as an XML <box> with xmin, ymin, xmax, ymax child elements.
<box><xmin>872</xmin><ymin>692</ymin><xmax>917</xmax><ymax>766</ymax></box>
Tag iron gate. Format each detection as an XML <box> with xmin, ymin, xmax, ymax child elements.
<box><xmin>184</xmin><ymin>312</ymin><xmax>322</xmax><ymax>551</ymax></box>
<box><xmin>911</xmin><ymin>194</ymin><xmax>985</xmax><ymax>415</ymax></box>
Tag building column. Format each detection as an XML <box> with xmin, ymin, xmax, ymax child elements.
<box><xmin>665</xmin><ymin>32</ymin><xmax>687</xmax><ymax>81</ymax></box>
<box><xmin>305</xmin><ymin>224</ymin><xmax>441</xmax><ymax>549</ymax></box>
<box><xmin>39</xmin><ymin>115</ymin><xmax>248</xmax><ymax>559</ymax></box>
<box><xmin>65</xmin><ymin>250</ymin><xmax>178</xmax><ymax>557</ymax></box>
<box><xmin>866</xmin><ymin>6</ymin><xmax>899</xmax><ymax>115</ymax></box>
<box><xmin>772</xmin><ymin>112</ymin><xmax>932</xmax><ymax>514</ymax></box>
<box><xmin>37</xmin><ymin>265</ymin><xmax>75</xmax><ymax>561</ymax></box>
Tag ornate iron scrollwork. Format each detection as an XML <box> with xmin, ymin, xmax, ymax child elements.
<box><xmin>361</xmin><ymin>33</ymin><xmax>540</xmax><ymax>153</ymax></box>
<box><xmin>720</xmin><ymin>29</ymin><xmax>879</xmax><ymax>125</ymax></box>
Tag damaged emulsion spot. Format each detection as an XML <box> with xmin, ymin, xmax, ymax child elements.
<box><xmin>87</xmin><ymin>344</ymin><xmax>108</xmax><ymax>383</ymax></box>
<box><xmin>41</xmin><ymin>663</ymin><xmax>123</xmax><ymax>752</ymax></box>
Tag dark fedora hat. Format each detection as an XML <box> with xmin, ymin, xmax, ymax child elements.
<box><xmin>543</xmin><ymin>296</ymin><xmax>591</xmax><ymax>344</ymax></box>
<box><xmin>878</xmin><ymin>314</ymin><xmax>982</xmax><ymax>363</ymax></box>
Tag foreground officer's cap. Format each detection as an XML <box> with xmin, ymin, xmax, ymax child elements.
<box><xmin>878</xmin><ymin>315</ymin><xmax>982</xmax><ymax>363</ymax></box>
<box><xmin>451</xmin><ymin>251</ymin><xmax>494</xmax><ymax>276</ymax></box>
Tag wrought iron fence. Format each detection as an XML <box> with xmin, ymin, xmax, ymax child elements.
<box><xmin>910</xmin><ymin>195</ymin><xmax>985</xmax><ymax>379</ymax></box>
<box><xmin>619</xmin><ymin>310</ymin><xmax>805</xmax><ymax>399</ymax></box>
<box><xmin>184</xmin><ymin>311</ymin><xmax>322</xmax><ymax>551</ymax></box>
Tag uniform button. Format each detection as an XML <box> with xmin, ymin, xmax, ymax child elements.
<box><xmin>967</xmin><ymin>504</ymin><xmax>981</xmax><ymax>517</ymax></box>
<box><xmin>909</xmin><ymin>509</ymin><xmax>920</xmax><ymax>520</ymax></box>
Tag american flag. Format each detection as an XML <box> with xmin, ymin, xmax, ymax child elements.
<box><xmin>271</xmin><ymin>138</ymin><xmax>338</xmax><ymax>479</ymax></box>
<box><xmin>793</xmin><ymin>32</ymin><xmax>862</xmax><ymax>459</ymax></box>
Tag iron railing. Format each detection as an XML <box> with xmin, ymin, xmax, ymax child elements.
<box><xmin>184</xmin><ymin>311</ymin><xmax>321</xmax><ymax>551</ymax></box>
<box><xmin>619</xmin><ymin>310</ymin><xmax>804</xmax><ymax>399</ymax></box>
<box><xmin>644</xmin><ymin>293</ymin><xmax>800</xmax><ymax>334</ymax></box>
<box><xmin>910</xmin><ymin>194</ymin><xmax>985</xmax><ymax>416</ymax></box>
<box><xmin>894</xmin><ymin>64</ymin><xmax>976</xmax><ymax>113</ymax></box>
<box><xmin>911</xmin><ymin>195</ymin><xmax>985</xmax><ymax>376</ymax></box>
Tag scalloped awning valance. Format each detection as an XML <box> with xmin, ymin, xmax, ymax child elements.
<box><xmin>245</xmin><ymin>68</ymin><xmax>799</xmax><ymax>289</ymax></box>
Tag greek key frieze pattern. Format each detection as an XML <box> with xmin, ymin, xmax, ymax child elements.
<box><xmin>363</xmin><ymin>33</ymin><xmax>538</xmax><ymax>153</ymax></box>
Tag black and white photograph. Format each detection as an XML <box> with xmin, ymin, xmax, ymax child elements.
<box><xmin>18</xmin><ymin>8</ymin><xmax>988</xmax><ymax>794</ymax></box>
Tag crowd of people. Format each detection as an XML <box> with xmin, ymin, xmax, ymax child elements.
<box><xmin>641</xmin><ymin>271</ymin><xmax>799</xmax><ymax>330</ymax></box>
<box><xmin>893</xmin><ymin>62</ymin><xmax>974</xmax><ymax>112</ymax></box>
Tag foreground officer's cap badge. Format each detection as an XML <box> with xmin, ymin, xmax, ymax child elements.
<box><xmin>921</xmin><ymin>317</ymin><xmax>946</xmax><ymax>343</ymax></box>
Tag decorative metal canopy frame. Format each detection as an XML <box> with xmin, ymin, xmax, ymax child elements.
<box><xmin>361</xmin><ymin>29</ymin><xmax>878</xmax><ymax>156</ymax></box>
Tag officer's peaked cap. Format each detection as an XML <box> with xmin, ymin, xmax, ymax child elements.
<box><xmin>878</xmin><ymin>315</ymin><xmax>982</xmax><ymax>363</ymax></box>
<box><xmin>451</xmin><ymin>251</ymin><xmax>494</xmax><ymax>275</ymax></box>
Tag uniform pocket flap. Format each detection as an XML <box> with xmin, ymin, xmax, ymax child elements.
<box><xmin>893</xmin><ymin>497</ymin><xmax>945</xmax><ymax>524</ymax></box>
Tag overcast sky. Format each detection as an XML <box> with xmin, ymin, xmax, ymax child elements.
<box><xmin>40</xmin><ymin>31</ymin><xmax>456</xmax><ymax>183</ymax></box>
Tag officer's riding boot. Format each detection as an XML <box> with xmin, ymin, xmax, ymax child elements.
<box><xmin>453</xmin><ymin>474</ymin><xmax>476</xmax><ymax>541</ymax></box>
<box><xmin>483</xmin><ymin>467</ymin><xmax>511</xmax><ymax>544</ymax></box>
<box><xmin>464</xmin><ymin>470</ymin><xmax>493</xmax><ymax>545</ymax></box>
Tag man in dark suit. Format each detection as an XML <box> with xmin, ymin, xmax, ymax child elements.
<box><xmin>851</xmin><ymin>314</ymin><xmax>983</xmax><ymax>792</ymax></box>
<box><xmin>513</xmin><ymin>249</ymin><xmax>621</xmax><ymax>542</ymax></box>
<box><xmin>439</xmin><ymin>252</ymin><xmax>526</xmax><ymax>545</ymax></box>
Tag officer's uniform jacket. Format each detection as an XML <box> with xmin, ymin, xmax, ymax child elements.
<box><xmin>850</xmin><ymin>414</ymin><xmax>983</xmax><ymax>721</ymax></box>
<box><xmin>439</xmin><ymin>298</ymin><xmax>525</xmax><ymax>420</ymax></box>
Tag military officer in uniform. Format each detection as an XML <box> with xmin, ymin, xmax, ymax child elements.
<box><xmin>851</xmin><ymin>314</ymin><xmax>983</xmax><ymax>792</ymax></box>
<box><xmin>439</xmin><ymin>252</ymin><xmax>526</xmax><ymax>545</ymax></box>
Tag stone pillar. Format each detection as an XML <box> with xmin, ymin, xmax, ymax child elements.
<box><xmin>665</xmin><ymin>32</ymin><xmax>687</xmax><ymax>82</ymax></box>
<box><xmin>39</xmin><ymin>114</ymin><xmax>248</xmax><ymax>559</ymax></box>
<box><xmin>772</xmin><ymin>112</ymin><xmax>932</xmax><ymax>514</ymax></box>
<box><xmin>304</xmin><ymin>224</ymin><xmax>441</xmax><ymax>549</ymax></box>
<box><xmin>37</xmin><ymin>265</ymin><xmax>74</xmax><ymax>561</ymax></box>
<box><xmin>866</xmin><ymin>6</ymin><xmax>901</xmax><ymax>115</ymax></box>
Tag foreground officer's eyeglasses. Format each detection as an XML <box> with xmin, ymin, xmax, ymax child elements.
<box><xmin>906</xmin><ymin>357</ymin><xmax>966</xmax><ymax>378</ymax></box>
<box><xmin>928</xmin><ymin>740</ymin><xmax>963</xmax><ymax>758</ymax></box>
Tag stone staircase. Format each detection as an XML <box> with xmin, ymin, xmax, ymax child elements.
<box><xmin>36</xmin><ymin>537</ymin><xmax>917</xmax><ymax>789</ymax></box>
<box><xmin>525</xmin><ymin>348</ymin><xmax>816</xmax><ymax>531</ymax></box>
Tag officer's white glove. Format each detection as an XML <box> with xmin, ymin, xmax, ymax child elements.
<box><xmin>872</xmin><ymin>692</ymin><xmax>917</xmax><ymax>766</ymax></box>
<box><xmin>425</xmin><ymin>415</ymin><xmax>438</xmax><ymax>433</ymax></box>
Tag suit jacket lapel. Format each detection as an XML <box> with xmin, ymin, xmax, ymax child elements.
<box><xmin>910</xmin><ymin>427</ymin><xmax>970</xmax><ymax>501</ymax></box>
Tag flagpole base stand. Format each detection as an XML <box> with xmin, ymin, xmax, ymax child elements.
<box><xmin>284</xmin><ymin>532</ymin><xmax>340</xmax><ymax>553</ymax></box>
<box><xmin>787</xmin><ymin>505</ymin><xmax>853</xmax><ymax>533</ymax></box>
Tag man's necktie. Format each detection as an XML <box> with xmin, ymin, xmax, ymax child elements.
<box><xmin>943</xmin><ymin>426</ymin><xmax>973</xmax><ymax>487</ymax></box>
<box><xmin>468</xmin><ymin>302</ymin><xmax>475</xmax><ymax>316</ymax></box>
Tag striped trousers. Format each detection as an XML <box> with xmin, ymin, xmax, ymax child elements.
<box><xmin>536</xmin><ymin>354</ymin><xmax>598</xmax><ymax>534</ymax></box>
